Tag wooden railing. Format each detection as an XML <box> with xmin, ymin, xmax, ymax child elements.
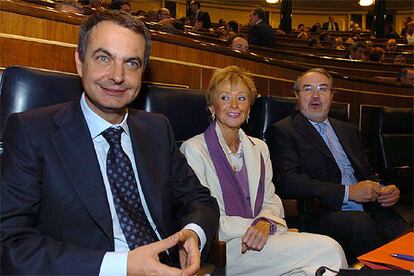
<box><xmin>1</xmin><ymin>0</ymin><xmax>413</xmax><ymax>127</ymax></box>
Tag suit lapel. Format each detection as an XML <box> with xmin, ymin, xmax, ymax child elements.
<box><xmin>240</xmin><ymin>131</ymin><xmax>261</xmax><ymax>213</ymax></box>
<box><xmin>51</xmin><ymin>100</ymin><xmax>113</xmax><ymax>246</ymax></box>
<box><xmin>293</xmin><ymin>113</ymin><xmax>336</xmax><ymax>162</ymax></box>
<box><xmin>127</xmin><ymin>114</ymin><xmax>164</xmax><ymax>236</ymax></box>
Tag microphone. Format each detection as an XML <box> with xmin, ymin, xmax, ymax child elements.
<box><xmin>315</xmin><ymin>266</ymin><xmax>339</xmax><ymax>276</ymax></box>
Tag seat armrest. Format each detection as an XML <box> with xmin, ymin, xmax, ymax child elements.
<box><xmin>206</xmin><ymin>232</ymin><xmax>226</xmax><ymax>267</ymax></box>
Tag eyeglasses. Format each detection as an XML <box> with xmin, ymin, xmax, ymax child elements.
<box><xmin>299</xmin><ymin>85</ymin><xmax>331</xmax><ymax>94</ymax></box>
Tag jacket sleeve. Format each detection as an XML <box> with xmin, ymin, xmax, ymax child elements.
<box><xmin>1</xmin><ymin>113</ymin><xmax>105</xmax><ymax>275</ymax></box>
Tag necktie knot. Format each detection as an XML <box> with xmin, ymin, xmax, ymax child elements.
<box><xmin>316</xmin><ymin>122</ymin><xmax>326</xmax><ymax>135</ymax></box>
<box><xmin>102</xmin><ymin>127</ymin><xmax>123</xmax><ymax>145</ymax></box>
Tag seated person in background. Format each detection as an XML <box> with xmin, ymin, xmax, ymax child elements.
<box><xmin>217</xmin><ymin>18</ymin><xmax>227</xmax><ymax>29</ymax></box>
<box><xmin>247</xmin><ymin>7</ymin><xmax>276</xmax><ymax>48</ymax></box>
<box><xmin>180</xmin><ymin>65</ymin><xmax>347</xmax><ymax>275</ymax></box>
<box><xmin>270</xmin><ymin>68</ymin><xmax>410</xmax><ymax>263</ymax></box>
<box><xmin>397</xmin><ymin>68</ymin><xmax>414</xmax><ymax>85</ymax></box>
<box><xmin>401</xmin><ymin>16</ymin><xmax>412</xmax><ymax>37</ymax></box>
<box><xmin>156</xmin><ymin>8</ymin><xmax>181</xmax><ymax>34</ymax></box>
<box><xmin>1</xmin><ymin>11</ymin><xmax>220</xmax><ymax>275</ymax></box>
<box><xmin>82</xmin><ymin>0</ymin><xmax>106</xmax><ymax>14</ymax></box>
<box><xmin>189</xmin><ymin>0</ymin><xmax>211</xmax><ymax>31</ymax></box>
<box><xmin>385</xmin><ymin>38</ymin><xmax>398</xmax><ymax>52</ymax></box>
<box><xmin>229</xmin><ymin>34</ymin><xmax>249</xmax><ymax>53</ymax></box>
<box><xmin>367</xmin><ymin>47</ymin><xmax>385</xmax><ymax>62</ymax></box>
<box><xmin>56</xmin><ymin>1</ymin><xmax>84</xmax><ymax>14</ymax></box>
<box><xmin>297</xmin><ymin>23</ymin><xmax>305</xmax><ymax>32</ymax></box>
<box><xmin>322</xmin><ymin>15</ymin><xmax>340</xmax><ymax>31</ymax></box>
<box><xmin>384</xmin><ymin>24</ymin><xmax>400</xmax><ymax>39</ymax></box>
<box><xmin>333</xmin><ymin>37</ymin><xmax>345</xmax><ymax>50</ymax></box>
<box><xmin>109</xmin><ymin>0</ymin><xmax>130</xmax><ymax>13</ymax></box>
<box><xmin>393</xmin><ymin>54</ymin><xmax>406</xmax><ymax>64</ymax></box>
<box><xmin>404</xmin><ymin>21</ymin><xmax>414</xmax><ymax>45</ymax></box>
<box><xmin>307</xmin><ymin>38</ymin><xmax>322</xmax><ymax>48</ymax></box>
<box><xmin>297</xmin><ymin>26</ymin><xmax>311</xmax><ymax>40</ymax></box>
<box><xmin>319</xmin><ymin>32</ymin><xmax>332</xmax><ymax>43</ymax></box>
<box><xmin>310</xmin><ymin>22</ymin><xmax>321</xmax><ymax>33</ymax></box>
<box><xmin>219</xmin><ymin>20</ymin><xmax>239</xmax><ymax>39</ymax></box>
<box><xmin>346</xmin><ymin>41</ymin><xmax>366</xmax><ymax>60</ymax></box>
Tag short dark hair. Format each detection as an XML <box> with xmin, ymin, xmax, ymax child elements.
<box><xmin>109</xmin><ymin>0</ymin><xmax>130</xmax><ymax>10</ymax></box>
<box><xmin>227</xmin><ymin>20</ymin><xmax>239</xmax><ymax>33</ymax></box>
<box><xmin>368</xmin><ymin>47</ymin><xmax>384</xmax><ymax>62</ymax></box>
<box><xmin>77</xmin><ymin>10</ymin><xmax>151</xmax><ymax>69</ymax></box>
<box><xmin>190</xmin><ymin>0</ymin><xmax>200</xmax><ymax>9</ymax></box>
<box><xmin>252</xmin><ymin>7</ymin><xmax>266</xmax><ymax>20</ymax></box>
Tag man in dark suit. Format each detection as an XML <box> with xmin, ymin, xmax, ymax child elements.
<box><xmin>1</xmin><ymin>11</ymin><xmax>219</xmax><ymax>275</ymax></box>
<box><xmin>270</xmin><ymin>68</ymin><xmax>410</xmax><ymax>262</ymax></box>
<box><xmin>322</xmin><ymin>15</ymin><xmax>340</xmax><ymax>31</ymax></box>
<box><xmin>248</xmin><ymin>7</ymin><xmax>276</xmax><ymax>48</ymax></box>
<box><xmin>189</xmin><ymin>0</ymin><xmax>211</xmax><ymax>31</ymax></box>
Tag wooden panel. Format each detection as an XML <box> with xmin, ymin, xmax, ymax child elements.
<box><xmin>1</xmin><ymin>36</ymin><xmax>78</xmax><ymax>73</ymax></box>
<box><xmin>0</xmin><ymin>10</ymin><xmax>80</xmax><ymax>44</ymax></box>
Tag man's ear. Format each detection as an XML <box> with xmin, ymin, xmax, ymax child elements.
<box><xmin>74</xmin><ymin>50</ymin><xmax>83</xmax><ymax>78</ymax></box>
<box><xmin>294</xmin><ymin>91</ymin><xmax>299</xmax><ymax>100</ymax></box>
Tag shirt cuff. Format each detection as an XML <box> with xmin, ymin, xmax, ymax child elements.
<box><xmin>251</xmin><ymin>217</ymin><xmax>277</xmax><ymax>235</ymax></box>
<box><xmin>343</xmin><ymin>185</ymin><xmax>350</xmax><ymax>204</ymax></box>
<box><xmin>99</xmin><ymin>251</ymin><xmax>128</xmax><ymax>276</ymax></box>
<box><xmin>184</xmin><ymin>223</ymin><xmax>206</xmax><ymax>252</ymax></box>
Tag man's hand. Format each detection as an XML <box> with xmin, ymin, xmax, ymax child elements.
<box><xmin>127</xmin><ymin>230</ymin><xmax>200</xmax><ymax>276</ymax></box>
<box><xmin>349</xmin><ymin>180</ymin><xmax>382</xmax><ymax>203</ymax></box>
<box><xmin>177</xmin><ymin>229</ymin><xmax>200</xmax><ymax>275</ymax></box>
<box><xmin>241</xmin><ymin>220</ymin><xmax>270</xmax><ymax>254</ymax></box>
<box><xmin>193</xmin><ymin>21</ymin><xmax>203</xmax><ymax>31</ymax></box>
<box><xmin>378</xmin><ymin>184</ymin><xmax>400</xmax><ymax>207</ymax></box>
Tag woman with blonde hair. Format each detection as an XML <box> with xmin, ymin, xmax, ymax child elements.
<box><xmin>180</xmin><ymin>66</ymin><xmax>347</xmax><ymax>275</ymax></box>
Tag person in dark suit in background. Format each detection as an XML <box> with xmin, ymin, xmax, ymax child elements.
<box><xmin>247</xmin><ymin>7</ymin><xmax>276</xmax><ymax>48</ymax></box>
<box><xmin>322</xmin><ymin>15</ymin><xmax>340</xmax><ymax>31</ymax></box>
<box><xmin>270</xmin><ymin>68</ymin><xmax>410</xmax><ymax>263</ymax></box>
<box><xmin>1</xmin><ymin>10</ymin><xmax>219</xmax><ymax>275</ymax></box>
<box><xmin>189</xmin><ymin>0</ymin><xmax>211</xmax><ymax>31</ymax></box>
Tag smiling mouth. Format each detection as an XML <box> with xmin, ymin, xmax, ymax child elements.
<box><xmin>100</xmin><ymin>86</ymin><xmax>127</xmax><ymax>94</ymax></box>
<box><xmin>227</xmin><ymin>112</ymin><xmax>241</xmax><ymax>118</ymax></box>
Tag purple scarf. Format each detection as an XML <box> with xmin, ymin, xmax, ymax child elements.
<box><xmin>204</xmin><ymin>123</ymin><xmax>265</xmax><ymax>218</ymax></box>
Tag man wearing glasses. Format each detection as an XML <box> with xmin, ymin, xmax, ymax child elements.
<box><xmin>270</xmin><ymin>68</ymin><xmax>409</xmax><ymax>264</ymax></box>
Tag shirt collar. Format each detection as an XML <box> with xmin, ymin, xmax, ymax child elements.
<box><xmin>80</xmin><ymin>93</ymin><xmax>130</xmax><ymax>139</ymax></box>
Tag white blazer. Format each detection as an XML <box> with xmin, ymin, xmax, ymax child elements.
<box><xmin>180</xmin><ymin>125</ymin><xmax>287</xmax><ymax>242</ymax></box>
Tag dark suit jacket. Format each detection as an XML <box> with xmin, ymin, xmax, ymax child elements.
<box><xmin>1</xmin><ymin>99</ymin><xmax>219</xmax><ymax>275</ymax></box>
<box><xmin>189</xmin><ymin>10</ymin><xmax>211</xmax><ymax>29</ymax></box>
<box><xmin>248</xmin><ymin>21</ymin><xmax>276</xmax><ymax>48</ymax></box>
<box><xmin>322</xmin><ymin>21</ymin><xmax>340</xmax><ymax>31</ymax></box>
<box><xmin>270</xmin><ymin>112</ymin><xmax>377</xmax><ymax>212</ymax></box>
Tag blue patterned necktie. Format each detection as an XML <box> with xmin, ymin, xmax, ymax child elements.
<box><xmin>101</xmin><ymin>127</ymin><xmax>159</xmax><ymax>250</ymax></box>
<box><xmin>316</xmin><ymin>122</ymin><xmax>363</xmax><ymax>211</ymax></box>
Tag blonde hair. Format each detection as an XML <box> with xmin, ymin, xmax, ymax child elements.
<box><xmin>206</xmin><ymin>65</ymin><xmax>257</xmax><ymax>107</ymax></box>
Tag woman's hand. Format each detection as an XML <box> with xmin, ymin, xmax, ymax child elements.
<box><xmin>241</xmin><ymin>220</ymin><xmax>271</xmax><ymax>254</ymax></box>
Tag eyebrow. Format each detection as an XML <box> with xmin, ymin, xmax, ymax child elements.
<box><xmin>92</xmin><ymin>48</ymin><xmax>143</xmax><ymax>67</ymax></box>
<box><xmin>302</xmin><ymin>83</ymin><xmax>329</xmax><ymax>87</ymax></box>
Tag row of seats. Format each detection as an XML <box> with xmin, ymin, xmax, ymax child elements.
<box><xmin>1</xmin><ymin>66</ymin><xmax>412</xmax><ymax>270</ymax></box>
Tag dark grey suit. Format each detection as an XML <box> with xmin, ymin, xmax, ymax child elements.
<box><xmin>1</xmin><ymin>99</ymin><xmax>219</xmax><ymax>274</ymax></box>
<box><xmin>270</xmin><ymin>112</ymin><xmax>409</xmax><ymax>262</ymax></box>
<box><xmin>248</xmin><ymin>21</ymin><xmax>276</xmax><ymax>48</ymax></box>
